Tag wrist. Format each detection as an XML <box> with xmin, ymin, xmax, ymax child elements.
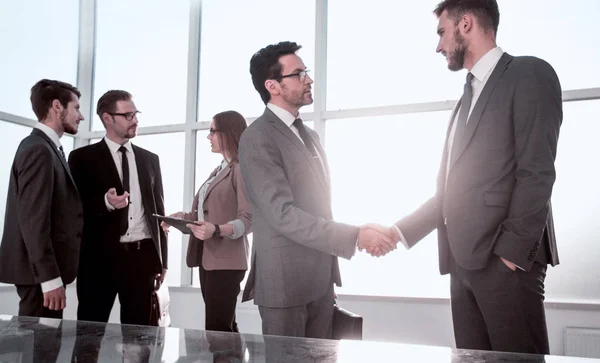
<box><xmin>212</xmin><ymin>224</ymin><xmax>221</xmax><ymax>238</ymax></box>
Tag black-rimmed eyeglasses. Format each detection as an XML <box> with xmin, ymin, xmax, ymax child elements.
<box><xmin>208</xmin><ymin>128</ymin><xmax>220</xmax><ymax>135</ymax></box>
<box><xmin>109</xmin><ymin>111</ymin><xmax>141</xmax><ymax>121</ymax></box>
<box><xmin>280</xmin><ymin>69</ymin><xmax>310</xmax><ymax>82</ymax></box>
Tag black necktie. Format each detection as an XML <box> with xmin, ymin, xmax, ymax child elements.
<box><xmin>293</xmin><ymin>118</ymin><xmax>319</xmax><ymax>159</ymax></box>
<box><xmin>450</xmin><ymin>72</ymin><xmax>474</xmax><ymax>164</ymax></box>
<box><xmin>58</xmin><ymin>145</ymin><xmax>66</xmax><ymax>161</ymax></box>
<box><xmin>119</xmin><ymin>146</ymin><xmax>130</xmax><ymax>235</ymax></box>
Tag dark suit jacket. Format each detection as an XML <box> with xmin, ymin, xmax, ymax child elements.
<box><xmin>396</xmin><ymin>53</ymin><xmax>562</xmax><ymax>274</ymax></box>
<box><xmin>0</xmin><ymin>128</ymin><xmax>83</xmax><ymax>285</ymax></box>
<box><xmin>184</xmin><ymin>161</ymin><xmax>252</xmax><ymax>271</ymax></box>
<box><xmin>239</xmin><ymin>108</ymin><xmax>359</xmax><ymax>308</ymax></box>
<box><xmin>67</xmin><ymin>139</ymin><xmax>167</xmax><ymax>276</ymax></box>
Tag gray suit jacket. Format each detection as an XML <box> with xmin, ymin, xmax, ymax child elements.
<box><xmin>239</xmin><ymin>108</ymin><xmax>359</xmax><ymax>308</ymax></box>
<box><xmin>396</xmin><ymin>53</ymin><xmax>562</xmax><ymax>274</ymax></box>
<box><xmin>0</xmin><ymin>129</ymin><xmax>83</xmax><ymax>285</ymax></box>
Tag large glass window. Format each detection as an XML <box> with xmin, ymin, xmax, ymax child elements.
<box><xmin>327</xmin><ymin>0</ymin><xmax>600</xmax><ymax>110</ymax></box>
<box><xmin>497</xmin><ymin>0</ymin><xmax>600</xmax><ymax>92</ymax></box>
<box><xmin>197</xmin><ymin>0</ymin><xmax>315</xmax><ymax>121</ymax></box>
<box><xmin>546</xmin><ymin>100</ymin><xmax>600</xmax><ymax>301</ymax></box>
<box><xmin>327</xmin><ymin>0</ymin><xmax>463</xmax><ymax>110</ymax></box>
<box><xmin>92</xmin><ymin>0</ymin><xmax>190</xmax><ymax>130</ymax></box>
<box><xmin>326</xmin><ymin>111</ymin><xmax>450</xmax><ymax>297</ymax></box>
<box><xmin>133</xmin><ymin>133</ymin><xmax>186</xmax><ymax>286</ymax></box>
<box><xmin>0</xmin><ymin>1</ymin><xmax>79</xmax><ymax>119</ymax></box>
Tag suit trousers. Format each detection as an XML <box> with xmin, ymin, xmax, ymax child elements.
<box><xmin>77</xmin><ymin>239</ymin><xmax>159</xmax><ymax>326</ymax></box>
<box><xmin>258</xmin><ymin>283</ymin><xmax>335</xmax><ymax>339</ymax></box>
<box><xmin>450</xmin><ymin>255</ymin><xmax>549</xmax><ymax>354</ymax></box>
<box><xmin>15</xmin><ymin>284</ymin><xmax>63</xmax><ymax>319</ymax></box>
<box><xmin>198</xmin><ymin>244</ymin><xmax>245</xmax><ymax>332</ymax></box>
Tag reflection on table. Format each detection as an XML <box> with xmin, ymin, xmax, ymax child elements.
<box><xmin>0</xmin><ymin>315</ymin><xmax>596</xmax><ymax>362</ymax></box>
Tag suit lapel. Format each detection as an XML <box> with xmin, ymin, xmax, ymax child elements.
<box><xmin>311</xmin><ymin>135</ymin><xmax>331</xmax><ymax>183</ymax></box>
<box><xmin>204</xmin><ymin>163</ymin><xmax>232</xmax><ymax>202</ymax></box>
<box><xmin>265</xmin><ymin>109</ymin><xmax>329</xmax><ymax>194</ymax></box>
<box><xmin>132</xmin><ymin>145</ymin><xmax>163</xmax><ymax>260</ymax></box>
<box><xmin>132</xmin><ymin>145</ymin><xmax>153</xmax><ymax>209</ymax></box>
<box><xmin>449</xmin><ymin>53</ymin><xmax>513</xmax><ymax>170</ymax></box>
<box><xmin>31</xmin><ymin>129</ymin><xmax>78</xmax><ymax>190</ymax></box>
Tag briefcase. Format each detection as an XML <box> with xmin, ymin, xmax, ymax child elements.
<box><xmin>149</xmin><ymin>282</ymin><xmax>171</xmax><ymax>327</ymax></box>
<box><xmin>331</xmin><ymin>305</ymin><xmax>363</xmax><ymax>340</ymax></box>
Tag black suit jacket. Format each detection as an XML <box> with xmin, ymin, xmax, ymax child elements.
<box><xmin>0</xmin><ymin>128</ymin><xmax>83</xmax><ymax>285</ymax></box>
<box><xmin>68</xmin><ymin>139</ymin><xmax>167</xmax><ymax>275</ymax></box>
<box><xmin>396</xmin><ymin>53</ymin><xmax>562</xmax><ymax>274</ymax></box>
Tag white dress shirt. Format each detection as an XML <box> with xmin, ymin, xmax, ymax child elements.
<box><xmin>103</xmin><ymin>137</ymin><xmax>152</xmax><ymax>242</ymax></box>
<box><xmin>196</xmin><ymin>159</ymin><xmax>246</xmax><ymax>239</ymax></box>
<box><xmin>395</xmin><ymin>47</ymin><xmax>504</xmax><ymax>250</ymax></box>
<box><xmin>33</xmin><ymin>123</ymin><xmax>66</xmax><ymax>293</ymax></box>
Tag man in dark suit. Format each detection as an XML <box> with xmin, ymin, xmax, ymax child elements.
<box><xmin>372</xmin><ymin>0</ymin><xmax>562</xmax><ymax>355</ymax></box>
<box><xmin>68</xmin><ymin>90</ymin><xmax>168</xmax><ymax>326</ymax></box>
<box><xmin>0</xmin><ymin>79</ymin><xmax>84</xmax><ymax>318</ymax></box>
<box><xmin>239</xmin><ymin>41</ymin><xmax>395</xmax><ymax>339</ymax></box>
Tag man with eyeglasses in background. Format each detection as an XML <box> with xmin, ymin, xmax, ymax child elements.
<box><xmin>68</xmin><ymin>90</ymin><xmax>168</xmax><ymax>328</ymax></box>
<box><xmin>238</xmin><ymin>41</ymin><xmax>395</xmax><ymax>338</ymax></box>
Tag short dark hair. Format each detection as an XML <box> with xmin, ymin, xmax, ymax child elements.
<box><xmin>434</xmin><ymin>0</ymin><xmax>500</xmax><ymax>35</ymax></box>
<box><xmin>250</xmin><ymin>41</ymin><xmax>302</xmax><ymax>104</ymax></box>
<box><xmin>212</xmin><ymin>110</ymin><xmax>248</xmax><ymax>162</ymax></box>
<box><xmin>30</xmin><ymin>79</ymin><xmax>81</xmax><ymax>121</ymax></box>
<box><xmin>96</xmin><ymin>90</ymin><xmax>132</xmax><ymax>125</ymax></box>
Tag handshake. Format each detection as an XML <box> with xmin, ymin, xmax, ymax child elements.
<box><xmin>357</xmin><ymin>224</ymin><xmax>401</xmax><ymax>257</ymax></box>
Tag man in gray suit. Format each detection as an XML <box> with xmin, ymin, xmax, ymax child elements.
<box><xmin>239</xmin><ymin>41</ymin><xmax>395</xmax><ymax>339</ymax></box>
<box><xmin>371</xmin><ymin>0</ymin><xmax>562</xmax><ymax>355</ymax></box>
<box><xmin>0</xmin><ymin>79</ymin><xmax>84</xmax><ymax>318</ymax></box>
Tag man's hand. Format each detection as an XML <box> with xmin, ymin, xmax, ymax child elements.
<box><xmin>43</xmin><ymin>286</ymin><xmax>66</xmax><ymax>311</ymax></box>
<box><xmin>363</xmin><ymin>224</ymin><xmax>400</xmax><ymax>256</ymax></box>
<box><xmin>357</xmin><ymin>224</ymin><xmax>397</xmax><ymax>257</ymax></box>
<box><xmin>186</xmin><ymin>221</ymin><xmax>216</xmax><ymax>240</ymax></box>
<box><xmin>160</xmin><ymin>211</ymin><xmax>184</xmax><ymax>232</ymax></box>
<box><xmin>106</xmin><ymin>188</ymin><xmax>129</xmax><ymax>209</ymax></box>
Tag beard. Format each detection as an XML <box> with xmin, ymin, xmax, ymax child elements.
<box><xmin>60</xmin><ymin>110</ymin><xmax>78</xmax><ymax>135</ymax></box>
<box><xmin>447</xmin><ymin>28</ymin><xmax>467</xmax><ymax>71</ymax></box>
<box><xmin>281</xmin><ymin>83</ymin><xmax>313</xmax><ymax>109</ymax></box>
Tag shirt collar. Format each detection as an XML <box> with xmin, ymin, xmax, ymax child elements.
<box><xmin>34</xmin><ymin>123</ymin><xmax>61</xmax><ymax>148</ymax></box>
<box><xmin>470</xmin><ymin>46</ymin><xmax>504</xmax><ymax>82</ymax></box>
<box><xmin>103</xmin><ymin>136</ymin><xmax>133</xmax><ymax>154</ymax></box>
<box><xmin>267</xmin><ymin>103</ymin><xmax>297</xmax><ymax>129</ymax></box>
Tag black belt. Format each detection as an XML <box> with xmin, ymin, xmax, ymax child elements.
<box><xmin>118</xmin><ymin>238</ymin><xmax>152</xmax><ymax>251</ymax></box>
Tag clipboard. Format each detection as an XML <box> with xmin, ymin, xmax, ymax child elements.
<box><xmin>152</xmin><ymin>214</ymin><xmax>198</xmax><ymax>234</ymax></box>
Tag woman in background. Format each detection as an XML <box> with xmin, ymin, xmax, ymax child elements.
<box><xmin>163</xmin><ymin>110</ymin><xmax>251</xmax><ymax>332</ymax></box>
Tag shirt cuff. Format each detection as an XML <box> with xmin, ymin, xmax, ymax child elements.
<box><xmin>105</xmin><ymin>192</ymin><xmax>115</xmax><ymax>211</ymax></box>
<box><xmin>40</xmin><ymin>277</ymin><xmax>63</xmax><ymax>293</ymax></box>
<box><xmin>393</xmin><ymin>225</ymin><xmax>410</xmax><ymax>250</ymax></box>
<box><xmin>226</xmin><ymin>219</ymin><xmax>246</xmax><ymax>239</ymax></box>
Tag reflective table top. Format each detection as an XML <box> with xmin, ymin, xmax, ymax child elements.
<box><xmin>0</xmin><ymin>315</ymin><xmax>597</xmax><ymax>362</ymax></box>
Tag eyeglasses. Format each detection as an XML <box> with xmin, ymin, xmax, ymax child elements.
<box><xmin>280</xmin><ymin>69</ymin><xmax>310</xmax><ymax>82</ymax></box>
<box><xmin>208</xmin><ymin>128</ymin><xmax>220</xmax><ymax>135</ymax></box>
<box><xmin>109</xmin><ymin>111</ymin><xmax>141</xmax><ymax>121</ymax></box>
